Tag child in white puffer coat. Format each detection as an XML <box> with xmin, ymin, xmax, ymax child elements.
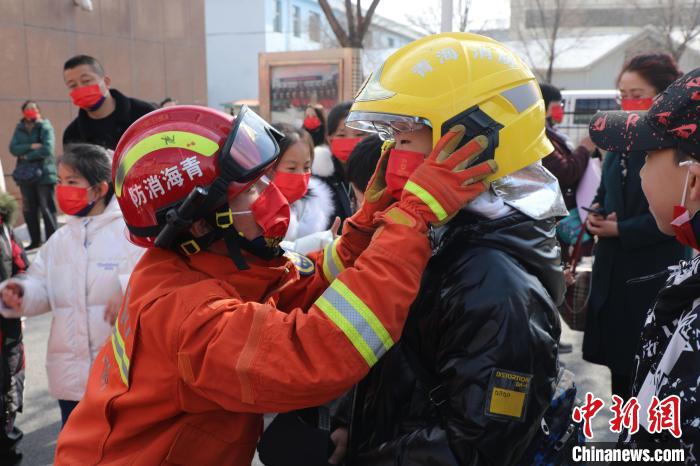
<box><xmin>271</xmin><ymin>124</ymin><xmax>337</xmax><ymax>255</ymax></box>
<box><xmin>0</xmin><ymin>144</ymin><xmax>143</xmax><ymax>427</ymax></box>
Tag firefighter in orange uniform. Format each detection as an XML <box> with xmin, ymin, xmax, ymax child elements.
<box><xmin>54</xmin><ymin>105</ymin><xmax>496</xmax><ymax>465</ymax></box>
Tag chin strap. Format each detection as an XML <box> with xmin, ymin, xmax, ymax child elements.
<box><xmin>174</xmin><ymin>205</ymin><xmax>283</xmax><ymax>271</ymax></box>
<box><xmin>222</xmin><ymin>230</ymin><xmax>250</xmax><ymax>270</ymax></box>
<box><xmin>173</xmin><ymin>204</ymin><xmax>249</xmax><ymax>270</ymax></box>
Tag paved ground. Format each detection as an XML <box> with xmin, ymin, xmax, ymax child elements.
<box><xmin>16</xmin><ymin>312</ymin><xmax>60</xmax><ymax>466</ymax></box>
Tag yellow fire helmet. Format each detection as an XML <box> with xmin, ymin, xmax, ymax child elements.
<box><xmin>347</xmin><ymin>32</ymin><xmax>554</xmax><ymax>182</ymax></box>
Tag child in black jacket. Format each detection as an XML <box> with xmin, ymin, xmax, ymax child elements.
<box><xmin>589</xmin><ymin>67</ymin><xmax>700</xmax><ymax>462</ymax></box>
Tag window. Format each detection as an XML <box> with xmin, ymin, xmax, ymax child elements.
<box><xmin>309</xmin><ymin>12</ymin><xmax>321</xmax><ymax>42</ymax></box>
<box><xmin>387</xmin><ymin>37</ymin><xmax>395</xmax><ymax>47</ymax></box>
<box><xmin>273</xmin><ymin>0</ymin><xmax>282</xmax><ymax>33</ymax></box>
<box><xmin>573</xmin><ymin>98</ymin><xmax>618</xmax><ymax>124</ymax></box>
<box><xmin>293</xmin><ymin>6</ymin><xmax>301</xmax><ymax>37</ymax></box>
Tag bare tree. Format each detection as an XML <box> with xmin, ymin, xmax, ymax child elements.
<box><xmin>515</xmin><ymin>0</ymin><xmax>588</xmax><ymax>83</ymax></box>
<box><xmin>406</xmin><ymin>0</ymin><xmax>472</xmax><ymax>35</ymax></box>
<box><xmin>318</xmin><ymin>0</ymin><xmax>382</xmax><ymax>48</ymax></box>
<box><xmin>646</xmin><ymin>0</ymin><xmax>700</xmax><ymax>60</ymax></box>
<box><xmin>457</xmin><ymin>0</ymin><xmax>471</xmax><ymax>32</ymax></box>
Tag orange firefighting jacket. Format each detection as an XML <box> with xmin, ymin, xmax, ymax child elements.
<box><xmin>54</xmin><ymin>217</ymin><xmax>430</xmax><ymax>465</ymax></box>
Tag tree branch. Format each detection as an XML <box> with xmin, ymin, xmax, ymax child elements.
<box><xmin>319</xmin><ymin>0</ymin><xmax>350</xmax><ymax>47</ymax></box>
<box><xmin>345</xmin><ymin>0</ymin><xmax>357</xmax><ymax>44</ymax></box>
<box><xmin>357</xmin><ymin>0</ymin><xmax>381</xmax><ymax>46</ymax></box>
<box><xmin>458</xmin><ymin>0</ymin><xmax>470</xmax><ymax>31</ymax></box>
<box><xmin>357</xmin><ymin>0</ymin><xmax>363</xmax><ymax>31</ymax></box>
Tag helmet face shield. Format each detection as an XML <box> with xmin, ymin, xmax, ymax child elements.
<box><xmin>346</xmin><ymin>111</ymin><xmax>432</xmax><ymax>141</ymax></box>
<box><xmin>220</xmin><ymin>105</ymin><xmax>284</xmax><ymax>183</ymax></box>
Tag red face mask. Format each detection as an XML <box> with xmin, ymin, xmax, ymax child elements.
<box><xmin>671</xmin><ymin>205</ymin><xmax>700</xmax><ymax>250</ymax></box>
<box><xmin>249</xmin><ymin>181</ymin><xmax>291</xmax><ymax>246</ymax></box>
<box><xmin>273</xmin><ymin>172</ymin><xmax>311</xmax><ymax>204</ymax></box>
<box><xmin>550</xmin><ymin>104</ymin><xmax>564</xmax><ymax>124</ymax></box>
<box><xmin>56</xmin><ymin>185</ymin><xmax>96</xmax><ymax>217</ymax></box>
<box><xmin>23</xmin><ymin>109</ymin><xmax>39</xmax><ymax>121</ymax></box>
<box><xmin>671</xmin><ymin>165</ymin><xmax>700</xmax><ymax>250</ymax></box>
<box><xmin>330</xmin><ymin>137</ymin><xmax>362</xmax><ymax>162</ymax></box>
<box><xmin>303</xmin><ymin>116</ymin><xmax>322</xmax><ymax>132</ymax></box>
<box><xmin>385</xmin><ymin>148</ymin><xmax>425</xmax><ymax>199</ymax></box>
<box><xmin>70</xmin><ymin>84</ymin><xmax>106</xmax><ymax>111</ymax></box>
<box><xmin>620</xmin><ymin>98</ymin><xmax>654</xmax><ymax>111</ymax></box>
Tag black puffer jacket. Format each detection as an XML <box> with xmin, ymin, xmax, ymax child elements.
<box><xmin>346</xmin><ymin>211</ymin><xmax>564</xmax><ymax>466</ymax></box>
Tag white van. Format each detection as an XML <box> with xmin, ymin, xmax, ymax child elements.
<box><xmin>558</xmin><ymin>90</ymin><xmax>619</xmax><ymax>145</ymax></box>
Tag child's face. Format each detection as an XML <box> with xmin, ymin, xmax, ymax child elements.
<box><xmin>640</xmin><ymin>148</ymin><xmax>688</xmax><ymax>235</ymax></box>
<box><xmin>329</xmin><ymin>119</ymin><xmax>365</xmax><ymax>139</ymax></box>
<box><xmin>394</xmin><ymin>126</ymin><xmax>433</xmax><ymax>155</ymax></box>
<box><xmin>275</xmin><ymin>141</ymin><xmax>311</xmax><ymax>176</ymax></box>
<box><xmin>58</xmin><ymin>163</ymin><xmax>90</xmax><ymax>188</ymax></box>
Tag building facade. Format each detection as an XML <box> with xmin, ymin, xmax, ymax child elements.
<box><xmin>505</xmin><ymin>0</ymin><xmax>700</xmax><ymax>89</ymax></box>
<box><xmin>206</xmin><ymin>0</ymin><xmax>420</xmax><ymax>110</ymax></box>
<box><xmin>0</xmin><ymin>0</ymin><xmax>207</xmax><ymax>208</ymax></box>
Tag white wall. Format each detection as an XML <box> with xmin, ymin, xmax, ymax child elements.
<box><xmin>550</xmin><ymin>48</ymin><xmax>625</xmax><ymax>90</ymax></box>
<box><xmin>205</xmin><ymin>0</ymin><xmax>266</xmax><ymax>109</ymax></box>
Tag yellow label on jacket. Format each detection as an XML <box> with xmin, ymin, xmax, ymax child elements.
<box><xmin>485</xmin><ymin>368</ymin><xmax>532</xmax><ymax>421</ymax></box>
<box><xmin>489</xmin><ymin>388</ymin><xmax>526</xmax><ymax>418</ymax></box>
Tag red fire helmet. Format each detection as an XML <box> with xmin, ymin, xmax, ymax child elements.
<box><xmin>112</xmin><ymin>105</ymin><xmax>282</xmax><ymax>248</ymax></box>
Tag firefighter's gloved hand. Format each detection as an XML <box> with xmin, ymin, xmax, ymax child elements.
<box><xmin>348</xmin><ymin>142</ymin><xmax>394</xmax><ymax>229</ymax></box>
<box><xmin>397</xmin><ymin>125</ymin><xmax>497</xmax><ymax>227</ymax></box>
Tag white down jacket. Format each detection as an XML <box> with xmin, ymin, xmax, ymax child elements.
<box><xmin>0</xmin><ymin>198</ymin><xmax>143</xmax><ymax>401</ymax></box>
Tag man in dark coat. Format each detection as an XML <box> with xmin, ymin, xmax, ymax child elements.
<box><xmin>62</xmin><ymin>55</ymin><xmax>155</xmax><ymax>150</ymax></box>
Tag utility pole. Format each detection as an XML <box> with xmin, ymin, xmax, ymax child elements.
<box><xmin>441</xmin><ymin>0</ymin><xmax>453</xmax><ymax>32</ymax></box>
